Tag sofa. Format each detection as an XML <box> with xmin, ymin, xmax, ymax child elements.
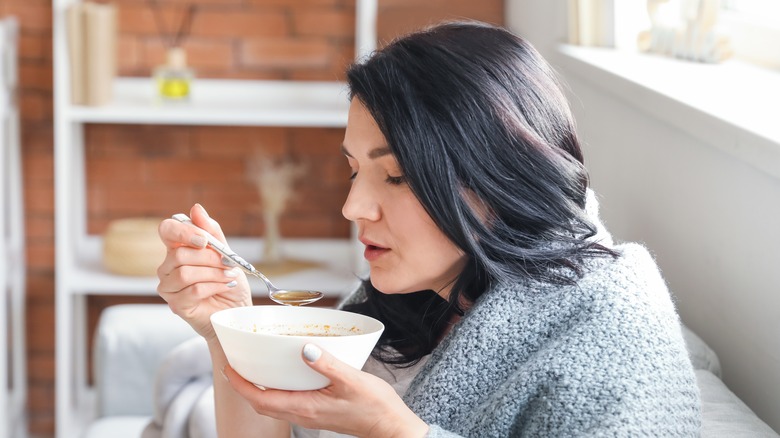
<box><xmin>85</xmin><ymin>304</ymin><xmax>778</xmax><ymax>437</ymax></box>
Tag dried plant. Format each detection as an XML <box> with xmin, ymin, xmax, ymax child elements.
<box><xmin>246</xmin><ymin>150</ymin><xmax>306</xmax><ymax>215</ymax></box>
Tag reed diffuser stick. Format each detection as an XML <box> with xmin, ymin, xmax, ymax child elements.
<box><xmin>148</xmin><ymin>0</ymin><xmax>196</xmax><ymax>48</ymax></box>
<box><xmin>173</xmin><ymin>5</ymin><xmax>196</xmax><ymax>47</ymax></box>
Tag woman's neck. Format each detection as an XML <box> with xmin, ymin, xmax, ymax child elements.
<box><xmin>437</xmin><ymin>313</ymin><xmax>462</xmax><ymax>344</ymax></box>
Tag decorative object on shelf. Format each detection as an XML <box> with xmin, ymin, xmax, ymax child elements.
<box><xmin>246</xmin><ymin>150</ymin><xmax>319</xmax><ymax>275</ymax></box>
<box><xmin>102</xmin><ymin>217</ymin><xmax>167</xmax><ymax>276</ymax></box>
<box><xmin>638</xmin><ymin>0</ymin><xmax>732</xmax><ymax>63</ymax></box>
<box><xmin>66</xmin><ymin>1</ymin><xmax>117</xmax><ymax>106</ymax></box>
<box><xmin>149</xmin><ymin>1</ymin><xmax>196</xmax><ymax>101</ymax></box>
<box><xmin>154</xmin><ymin>46</ymin><xmax>194</xmax><ymax>101</ymax></box>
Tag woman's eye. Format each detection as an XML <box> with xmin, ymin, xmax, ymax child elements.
<box><xmin>385</xmin><ymin>175</ymin><xmax>406</xmax><ymax>185</ymax></box>
<box><xmin>349</xmin><ymin>172</ymin><xmax>357</xmax><ymax>181</ymax></box>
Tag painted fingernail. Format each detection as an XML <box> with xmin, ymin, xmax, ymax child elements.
<box><xmin>191</xmin><ymin>235</ymin><xmax>207</xmax><ymax>248</ymax></box>
<box><xmin>303</xmin><ymin>344</ymin><xmax>321</xmax><ymax>362</ymax></box>
<box><xmin>222</xmin><ymin>256</ymin><xmax>237</xmax><ymax>267</ymax></box>
<box><xmin>220</xmin><ymin>366</ymin><xmax>230</xmax><ymax>382</ymax></box>
<box><xmin>224</xmin><ymin>267</ymin><xmax>239</xmax><ymax>278</ymax></box>
<box><xmin>226</xmin><ymin>280</ymin><xmax>237</xmax><ymax>288</ymax></box>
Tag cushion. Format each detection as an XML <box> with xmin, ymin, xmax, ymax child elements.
<box><xmin>697</xmin><ymin>369</ymin><xmax>778</xmax><ymax>437</ymax></box>
<box><xmin>94</xmin><ymin>304</ymin><xmax>198</xmax><ymax>417</ymax></box>
<box><xmin>84</xmin><ymin>416</ymin><xmax>151</xmax><ymax>438</ymax></box>
<box><xmin>141</xmin><ymin>336</ymin><xmax>216</xmax><ymax>438</ymax></box>
<box><xmin>681</xmin><ymin>324</ymin><xmax>722</xmax><ymax>377</ymax></box>
<box><xmin>188</xmin><ymin>386</ymin><xmax>217</xmax><ymax>438</ymax></box>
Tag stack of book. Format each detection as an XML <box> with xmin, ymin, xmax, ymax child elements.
<box><xmin>66</xmin><ymin>2</ymin><xmax>117</xmax><ymax>106</ymax></box>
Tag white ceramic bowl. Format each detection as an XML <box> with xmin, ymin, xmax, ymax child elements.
<box><xmin>211</xmin><ymin>305</ymin><xmax>384</xmax><ymax>391</ymax></box>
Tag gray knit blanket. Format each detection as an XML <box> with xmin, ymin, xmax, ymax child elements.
<box><xmin>404</xmin><ymin>242</ymin><xmax>701</xmax><ymax>437</ymax></box>
<box><xmin>342</xmin><ymin>193</ymin><xmax>701</xmax><ymax>437</ymax></box>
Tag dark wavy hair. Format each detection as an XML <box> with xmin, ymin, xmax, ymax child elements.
<box><xmin>342</xmin><ymin>21</ymin><xmax>616</xmax><ymax>366</ymax></box>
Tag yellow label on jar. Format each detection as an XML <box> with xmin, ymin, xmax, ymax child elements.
<box><xmin>158</xmin><ymin>77</ymin><xmax>191</xmax><ymax>99</ymax></box>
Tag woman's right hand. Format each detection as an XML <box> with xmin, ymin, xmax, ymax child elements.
<box><xmin>157</xmin><ymin>203</ymin><xmax>253</xmax><ymax>343</ymax></box>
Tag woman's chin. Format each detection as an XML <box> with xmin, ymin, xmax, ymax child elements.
<box><xmin>369</xmin><ymin>276</ymin><xmax>414</xmax><ymax>295</ymax></box>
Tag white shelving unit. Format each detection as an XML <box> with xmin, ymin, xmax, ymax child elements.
<box><xmin>1</xmin><ymin>16</ymin><xmax>27</xmax><ymax>438</ymax></box>
<box><xmin>52</xmin><ymin>1</ymin><xmax>377</xmax><ymax>436</ymax></box>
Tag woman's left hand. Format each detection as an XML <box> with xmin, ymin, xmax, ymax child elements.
<box><xmin>223</xmin><ymin>344</ymin><xmax>429</xmax><ymax>438</ymax></box>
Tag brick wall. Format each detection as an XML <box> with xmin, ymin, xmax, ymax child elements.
<box><xmin>1</xmin><ymin>0</ymin><xmax>503</xmax><ymax>435</ymax></box>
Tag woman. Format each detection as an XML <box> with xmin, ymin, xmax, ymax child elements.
<box><xmin>157</xmin><ymin>21</ymin><xmax>701</xmax><ymax>437</ymax></box>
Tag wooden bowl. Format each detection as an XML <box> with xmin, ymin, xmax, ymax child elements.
<box><xmin>103</xmin><ymin>218</ymin><xmax>166</xmax><ymax>277</ymax></box>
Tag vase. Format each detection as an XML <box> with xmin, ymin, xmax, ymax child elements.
<box><xmin>262</xmin><ymin>210</ymin><xmax>283</xmax><ymax>265</ymax></box>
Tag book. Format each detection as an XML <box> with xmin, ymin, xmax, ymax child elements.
<box><xmin>66</xmin><ymin>2</ymin><xmax>117</xmax><ymax>106</ymax></box>
<box><xmin>83</xmin><ymin>2</ymin><xmax>116</xmax><ymax>106</ymax></box>
<box><xmin>66</xmin><ymin>4</ymin><xmax>86</xmax><ymax>105</ymax></box>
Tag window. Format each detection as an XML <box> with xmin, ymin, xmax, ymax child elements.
<box><xmin>567</xmin><ymin>0</ymin><xmax>779</xmax><ymax>69</ymax></box>
<box><xmin>720</xmin><ymin>0</ymin><xmax>780</xmax><ymax>68</ymax></box>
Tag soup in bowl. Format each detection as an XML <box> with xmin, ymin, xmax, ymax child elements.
<box><xmin>211</xmin><ymin>305</ymin><xmax>384</xmax><ymax>391</ymax></box>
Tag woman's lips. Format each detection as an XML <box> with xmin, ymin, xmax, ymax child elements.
<box><xmin>363</xmin><ymin>244</ymin><xmax>389</xmax><ymax>262</ymax></box>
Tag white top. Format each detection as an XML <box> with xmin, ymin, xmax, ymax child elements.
<box><xmin>292</xmin><ymin>355</ymin><xmax>430</xmax><ymax>438</ymax></box>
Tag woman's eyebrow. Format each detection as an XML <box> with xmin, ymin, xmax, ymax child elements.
<box><xmin>368</xmin><ymin>146</ymin><xmax>391</xmax><ymax>159</ymax></box>
<box><xmin>340</xmin><ymin>144</ymin><xmax>392</xmax><ymax>160</ymax></box>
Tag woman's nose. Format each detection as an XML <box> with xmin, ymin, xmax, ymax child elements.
<box><xmin>342</xmin><ymin>178</ymin><xmax>380</xmax><ymax>222</ymax></box>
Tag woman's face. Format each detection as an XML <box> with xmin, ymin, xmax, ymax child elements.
<box><xmin>341</xmin><ymin>99</ymin><xmax>466</xmax><ymax>299</ymax></box>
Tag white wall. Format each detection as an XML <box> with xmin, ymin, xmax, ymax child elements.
<box><xmin>507</xmin><ymin>0</ymin><xmax>780</xmax><ymax>431</ymax></box>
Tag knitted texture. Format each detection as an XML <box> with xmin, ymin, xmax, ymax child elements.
<box><xmin>408</xmin><ymin>244</ymin><xmax>701</xmax><ymax>437</ymax></box>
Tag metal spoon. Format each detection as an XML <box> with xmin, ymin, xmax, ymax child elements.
<box><xmin>171</xmin><ymin>214</ymin><xmax>323</xmax><ymax>306</ymax></box>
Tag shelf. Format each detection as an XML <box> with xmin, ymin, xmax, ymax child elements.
<box><xmin>2</xmin><ymin>248</ymin><xmax>8</xmax><ymax>288</ymax></box>
<box><xmin>68</xmin><ymin>236</ymin><xmax>361</xmax><ymax>297</ymax></box>
<box><xmin>3</xmin><ymin>253</ymin><xmax>20</xmax><ymax>291</ymax></box>
<box><xmin>52</xmin><ymin>1</ymin><xmax>378</xmax><ymax>436</ymax></box>
<box><xmin>65</xmin><ymin>78</ymin><xmax>351</xmax><ymax>127</ymax></box>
